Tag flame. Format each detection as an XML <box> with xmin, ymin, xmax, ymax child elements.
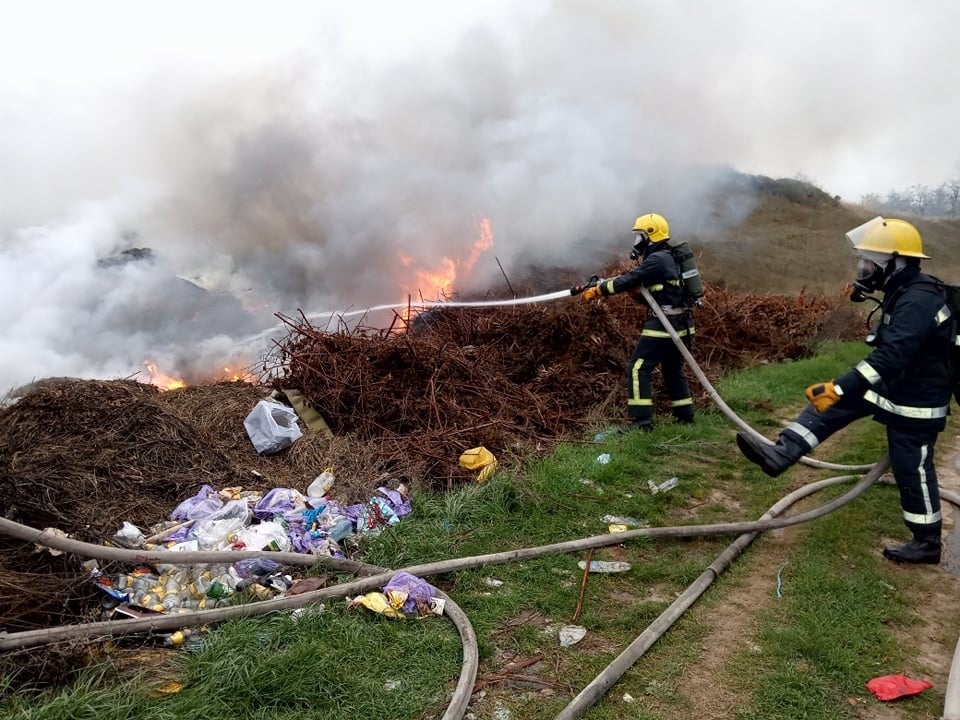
<box><xmin>220</xmin><ymin>365</ymin><xmax>256</xmax><ymax>383</ymax></box>
<box><xmin>142</xmin><ymin>360</ymin><xmax>254</xmax><ymax>390</ymax></box>
<box><xmin>465</xmin><ymin>216</ymin><xmax>494</xmax><ymax>271</ymax></box>
<box><xmin>396</xmin><ymin>216</ymin><xmax>495</xmax><ymax>328</ymax></box>
<box><xmin>143</xmin><ymin>361</ymin><xmax>186</xmax><ymax>391</ymax></box>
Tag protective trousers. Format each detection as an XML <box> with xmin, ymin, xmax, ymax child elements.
<box><xmin>782</xmin><ymin>401</ymin><xmax>943</xmax><ymax>541</ymax></box>
<box><xmin>626</xmin><ymin>317</ymin><xmax>694</xmax><ymax>426</ymax></box>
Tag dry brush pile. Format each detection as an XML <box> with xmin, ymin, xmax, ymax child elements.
<box><xmin>268</xmin><ymin>281</ymin><xmax>861</xmax><ymax>486</ymax></box>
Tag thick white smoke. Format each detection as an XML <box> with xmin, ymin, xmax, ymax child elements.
<box><xmin>1</xmin><ymin>0</ymin><xmax>957</xmax><ymax>393</ymax></box>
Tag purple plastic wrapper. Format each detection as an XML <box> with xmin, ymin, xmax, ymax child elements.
<box><xmin>253</xmin><ymin>488</ymin><xmax>300</xmax><ymax>520</ymax></box>
<box><xmin>234</xmin><ymin>557</ymin><xmax>281</xmax><ymax>578</ymax></box>
<box><xmin>377</xmin><ymin>487</ymin><xmax>412</xmax><ymax>517</ymax></box>
<box><xmin>383</xmin><ymin>571</ymin><xmax>437</xmax><ymax>616</ymax></box>
<box><xmin>170</xmin><ymin>484</ymin><xmax>223</xmax><ymax>522</ymax></box>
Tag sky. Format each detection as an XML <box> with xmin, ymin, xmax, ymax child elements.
<box><xmin>1</xmin><ymin>0</ymin><xmax>958</xmax><ymax>392</ymax></box>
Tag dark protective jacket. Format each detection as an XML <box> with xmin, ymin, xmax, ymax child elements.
<box><xmin>597</xmin><ymin>242</ymin><xmax>687</xmax><ymax>311</ymax></box>
<box><xmin>835</xmin><ymin>265</ymin><xmax>954</xmax><ymax>429</ymax></box>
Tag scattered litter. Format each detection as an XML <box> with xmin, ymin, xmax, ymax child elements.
<box><xmin>596</xmin><ymin>453</ymin><xmax>612</xmax><ymax>465</ymax></box>
<box><xmin>349</xmin><ymin>572</ymin><xmax>445</xmax><ymax>619</ymax></box>
<box><xmin>622</xmin><ymin>693</ymin><xmax>635</xmax><ymax>703</ymax></box>
<box><xmin>459</xmin><ymin>446</ymin><xmax>499</xmax><ymax>483</ymax></box>
<box><xmin>113</xmin><ymin>521</ymin><xmax>146</xmax><ymax>549</ymax></box>
<box><xmin>483</xmin><ymin>577</ymin><xmax>505</xmax><ymax>588</ymax></box>
<box><xmin>776</xmin><ymin>561</ymin><xmax>788</xmax><ymax>598</ymax></box>
<box><xmin>34</xmin><ymin>527</ymin><xmax>69</xmax><ymax>556</ymax></box>
<box><xmin>601</xmin><ymin>514</ymin><xmax>647</xmax><ymax>527</ymax></box>
<box><xmin>559</xmin><ymin>625</ymin><xmax>587</xmax><ymax>647</ymax></box>
<box><xmin>290</xmin><ymin>604</ymin><xmax>326</xmax><ymax>623</ymax></box>
<box><xmin>866</xmin><ymin>674</ymin><xmax>933</xmax><ymax>701</ymax></box>
<box><xmin>383</xmin><ymin>679</ymin><xmax>401</xmax><ymax>691</ymax></box>
<box><xmin>493</xmin><ymin>705</ymin><xmax>511</xmax><ymax>720</ymax></box>
<box><xmin>608</xmin><ymin>524</ymin><xmax>628</xmax><ymax>533</ymax></box>
<box><xmin>577</xmin><ymin>560</ymin><xmax>631</xmax><ymax>574</ymax></box>
<box><xmin>648</xmin><ymin>476</ymin><xmax>678</xmax><ymax>494</ymax></box>
<box><xmin>593</xmin><ymin>427</ymin><xmax>619</xmax><ymax>442</ymax></box>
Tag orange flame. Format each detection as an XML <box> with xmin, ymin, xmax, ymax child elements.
<box><xmin>396</xmin><ymin>216</ymin><xmax>495</xmax><ymax>327</ymax></box>
<box><xmin>143</xmin><ymin>360</ymin><xmax>254</xmax><ymax>390</ymax></box>
<box><xmin>220</xmin><ymin>365</ymin><xmax>256</xmax><ymax>383</ymax></box>
<box><xmin>143</xmin><ymin>361</ymin><xmax>186</xmax><ymax>391</ymax></box>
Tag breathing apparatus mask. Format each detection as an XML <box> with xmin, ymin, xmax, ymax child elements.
<box><xmin>630</xmin><ymin>230</ymin><xmax>650</xmax><ymax>261</ymax></box>
<box><xmin>846</xmin><ymin>217</ymin><xmax>893</xmax><ymax>301</ymax></box>
<box><xmin>853</xmin><ymin>253</ymin><xmax>893</xmax><ymax>295</ymax></box>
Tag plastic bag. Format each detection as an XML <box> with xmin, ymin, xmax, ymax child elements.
<box><xmin>189</xmin><ymin>500</ymin><xmax>250</xmax><ymax>550</ymax></box>
<box><xmin>458</xmin><ymin>446</ymin><xmax>498</xmax><ymax>483</ymax></box>
<box><xmin>866</xmin><ymin>674</ymin><xmax>932</xmax><ymax>701</ymax></box>
<box><xmin>243</xmin><ymin>400</ymin><xmax>303</xmax><ymax>455</ymax></box>
<box><xmin>170</xmin><ymin>484</ymin><xmax>223</xmax><ymax>521</ymax></box>
<box><xmin>234</xmin><ymin>520</ymin><xmax>291</xmax><ymax>552</ymax></box>
<box><xmin>113</xmin><ymin>521</ymin><xmax>146</xmax><ymax>548</ymax></box>
<box><xmin>383</xmin><ymin>571</ymin><xmax>438</xmax><ymax>616</ymax></box>
<box><xmin>253</xmin><ymin>487</ymin><xmax>305</xmax><ymax>520</ymax></box>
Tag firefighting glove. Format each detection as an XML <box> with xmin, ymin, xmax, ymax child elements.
<box><xmin>805</xmin><ymin>381</ymin><xmax>843</xmax><ymax>412</ymax></box>
<box><xmin>581</xmin><ymin>286</ymin><xmax>602</xmax><ymax>302</ymax></box>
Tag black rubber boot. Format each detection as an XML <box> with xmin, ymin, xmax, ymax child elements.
<box><xmin>882</xmin><ymin>538</ymin><xmax>942</xmax><ymax>565</ymax></box>
<box><xmin>735</xmin><ymin>432</ymin><xmax>804</xmax><ymax>478</ymax></box>
<box><xmin>624</xmin><ymin>420</ymin><xmax>654</xmax><ymax>433</ymax></box>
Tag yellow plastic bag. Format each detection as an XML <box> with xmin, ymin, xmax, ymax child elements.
<box><xmin>350</xmin><ymin>591</ymin><xmax>405</xmax><ymax>619</ymax></box>
<box><xmin>459</xmin><ymin>446</ymin><xmax>498</xmax><ymax>483</ymax></box>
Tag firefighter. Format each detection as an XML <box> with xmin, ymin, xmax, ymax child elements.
<box><xmin>581</xmin><ymin>212</ymin><xmax>696</xmax><ymax>431</ymax></box>
<box><xmin>736</xmin><ymin>217</ymin><xmax>952</xmax><ymax>564</ymax></box>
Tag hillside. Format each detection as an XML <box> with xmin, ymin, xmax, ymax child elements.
<box><xmin>694</xmin><ymin>179</ymin><xmax>960</xmax><ymax>295</ymax></box>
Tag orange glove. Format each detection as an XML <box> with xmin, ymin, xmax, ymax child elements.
<box><xmin>805</xmin><ymin>381</ymin><xmax>842</xmax><ymax>412</ymax></box>
<box><xmin>581</xmin><ymin>286</ymin><xmax>602</xmax><ymax>302</ymax></box>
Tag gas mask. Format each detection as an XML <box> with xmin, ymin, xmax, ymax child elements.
<box><xmin>854</xmin><ymin>256</ymin><xmax>889</xmax><ymax>294</ymax></box>
<box><xmin>630</xmin><ymin>231</ymin><xmax>650</xmax><ymax>260</ymax></box>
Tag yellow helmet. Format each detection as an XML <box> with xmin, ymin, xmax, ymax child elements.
<box><xmin>855</xmin><ymin>218</ymin><xmax>929</xmax><ymax>259</ymax></box>
<box><xmin>632</xmin><ymin>212</ymin><xmax>670</xmax><ymax>242</ymax></box>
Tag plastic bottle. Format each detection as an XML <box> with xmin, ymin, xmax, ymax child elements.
<box><xmin>162</xmin><ymin>594</ymin><xmax>182</xmax><ymax>612</ymax></box>
<box><xmin>307</xmin><ymin>470</ymin><xmax>335</xmax><ymax>497</ymax></box>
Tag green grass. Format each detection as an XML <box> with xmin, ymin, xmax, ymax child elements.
<box><xmin>4</xmin><ymin>340</ymin><xmax>952</xmax><ymax>720</ymax></box>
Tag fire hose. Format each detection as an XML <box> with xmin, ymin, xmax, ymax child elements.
<box><xmin>3</xmin><ymin>286</ymin><xmax>955</xmax><ymax>718</ymax></box>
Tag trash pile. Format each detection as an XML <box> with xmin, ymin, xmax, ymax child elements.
<box><xmin>88</xmin><ymin>476</ymin><xmax>411</xmax><ymax>617</ymax></box>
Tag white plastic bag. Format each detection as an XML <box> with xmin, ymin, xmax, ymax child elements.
<box><xmin>244</xmin><ymin>400</ymin><xmax>303</xmax><ymax>455</ymax></box>
<box><xmin>189</xmin><ymin>500</ymin><xmax>250</xmax><ymax>550</ymax></box>
<box><xmin>235</xmin><ymin>520</ymin><xmax>291</xmax><ymax>552</ymax></box>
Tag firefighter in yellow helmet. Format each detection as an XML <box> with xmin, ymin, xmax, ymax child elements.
<box><xmin>580</xmin><ymin>212</ymin><xmax>696</xmax><ymax>431</ymax></box>
<box><xmin>737</xmin><ymin>217</ymin><xmax>952</xmax><ymax>564</ymax></box>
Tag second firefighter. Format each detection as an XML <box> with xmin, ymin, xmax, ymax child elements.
<box><xmin>581</xmin><ymin>212</ymin><xmax>697</xmax><ymax>432</ymax></box>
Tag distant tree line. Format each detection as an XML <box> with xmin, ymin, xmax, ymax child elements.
<box><xmin>860</xmin><ymin>179</ymin><xmax>960</xmax><ymax>217</ymax></box>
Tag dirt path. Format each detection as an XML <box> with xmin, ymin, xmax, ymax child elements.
<box><xmin>667</xmin><ymin>433</ymin><xmax>960</xmax><ymax>720</ymax></box>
